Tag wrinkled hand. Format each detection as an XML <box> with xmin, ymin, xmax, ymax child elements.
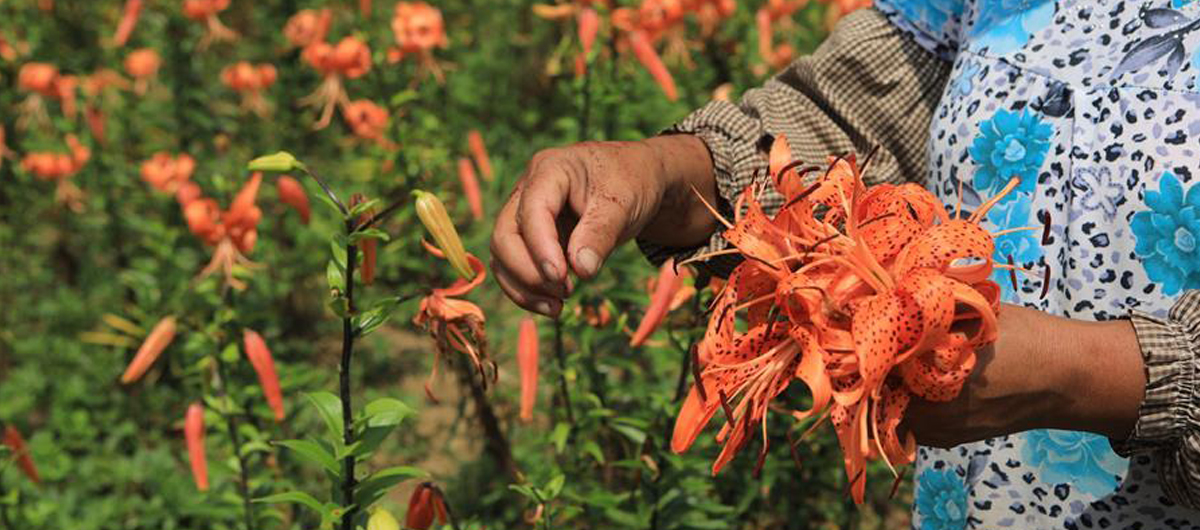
<box><xmin>490</xmin><ymin>136</ymin><xmax>717</xmax><ymax>317</ymax></box>
<box><xmin>903</xmin><ymin>303</ymin><xmax>1145</xmax><ymax>448</ymax></box>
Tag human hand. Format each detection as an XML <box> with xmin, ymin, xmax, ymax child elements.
<box><xmin>489</xmin><ymin>135</ymin><xmax>718</xmax><ymax>317</ymax></box>
<box><xmin>903</xmin><ymin>303</ymin><xmax>1145</xmax><ymax>448</ymax></box>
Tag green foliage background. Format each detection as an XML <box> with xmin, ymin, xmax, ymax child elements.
<box><xmin>0</xmin><ymin>0</ymin><xmax>909</xmax><ymax>528</ymax></box>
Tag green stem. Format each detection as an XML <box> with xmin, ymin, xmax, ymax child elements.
<box><xmin>339</xmin><ymin>219</ymin><xmax>359</xmax><ymax>530</ymax></box>
<box><xmin>553</xmin><ymin>319</ymin><xmax>574</xmax><ymax>425</ymax></box>
<box><xmin>218</xmin><ymin>290</ymin><xmax>255</xmax><ymax>530</ymax></box>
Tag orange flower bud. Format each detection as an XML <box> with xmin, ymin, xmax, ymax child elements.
<box><xmin>275</xmin><ymin>175</ymin><xmax>310</xmax><ymax>224</ymax></box>
<box><xmin>456</xmin><ymin>157</ymin><xmax>483</xmax><ymax>221</ymax></box>
<box><xmin>121</xmin><ymin>315</ymin><xmax>177</xmax><ymax>384</ymax></box>
<box><xmin>578</xmin><ymin>7</ymin><xmax>599</xmax><ymax>56</ymax></box>
<box><xmin>466</xmin><ymin>130</ymin><xmax>493</xmax><ymax>182</ymax></box>
<box><xmin>184</xmin><ymin>403</ymin><xmax>209</xmax><ymax>491</ymax></box>
<box><xmin>627</xmin><ymin>30</ymin><xmax>677</xmax><ymax>101</ymax></box>
<box><xmin>3</xmin><ymin>425</ymin><xmax>41</xmax><ymax>484</ymax></box>
<box><xmin>243</xmin><ymin>329</ymin><xmax>285</xmax><ymax>422</ymax></box>
<box><xmin>629</xmin><ymin>259</ymin><xmax>685</xmax><ymax>347</ymax></box>
<box><xmin>405</xmin><ymin>482</ymin><xmax>449</xmax><ymax>530</ymax></box>
<box><xmin>112</xmin><ymin>0</ymin><xmax>143</xmax><ymax>47</ymax></box>
<box><xmin>518</xmin><ymin>317</ymin><xmax>539</xmax><ymax>422</ymax></box>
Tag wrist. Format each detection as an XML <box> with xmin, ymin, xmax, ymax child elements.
<box><xmin>1057</xmin><ymin>318</ymin><xmax>1145</xmax><ymax>439</ymax></box>
<box><xmin>638</xmin><ymin>134</ymin><xmax>719</xmax><ymax>248</ymax></box>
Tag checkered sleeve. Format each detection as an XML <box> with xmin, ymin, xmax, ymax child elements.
<box><xmin>1113</xmin><ymin>291</ymin><xmax>1200</xmax><ymax>509</ymax></box>
<box><xmin>637</xmin><ymin>7</ymin><xmax>953</xmax><ymax>277</ymax></box>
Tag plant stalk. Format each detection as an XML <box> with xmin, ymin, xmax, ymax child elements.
<box><xmin>339</xmin><ymin>220</ymin><xmax>359</xmax><ymax>530</ymax></box>
<box><xmin>553</xmin><ymin>318</ymin><xmax>574</xmax><ymax>425</ymax></box>
<box><xmin>217</xmin><ymin>291</ymin><xmax>256</xmax><ymax>530</ymax></box>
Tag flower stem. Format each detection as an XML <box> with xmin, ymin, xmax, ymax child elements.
<box><xmin>218</xmin><ymin>290</ymin><xmax>256</xmax><ymax>530</ymax></box>
<box><xmin>339</xmin><ymin>218</ymin><xmax>359</xmax><ymax>530</ymax></box>
<box><xmin>553</xmin><ymin>318</ymin><xmax>574</xmax><ymax>425</ymax></box>
<box><xmin>0</xmin><ymin>479</ymin><xmax>15</xmax><ymax>530</ymax></box>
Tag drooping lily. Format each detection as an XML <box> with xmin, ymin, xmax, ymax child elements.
<box><xmin>141</xmin><ymin>152</ymin><xmax>196</xmax><ymax>194</ymax></box>
<box><xmin>283</xmin><ymin>8</ymin><xmax>332</xmax><ymax>49</ymax></box>
<box><xmin>405</xmin><ymin>482</ymin><xmax>450</xmax><ymax>530</ymax></box>
<box><xmin>181</xmin><ymin>0</ymin><xmax>237</xmax><ymax>49</ymax></box>
<box><xmin>412</xmin><ymin>242</ymin><xmax>493</xmax><ymax>402</ymax></box>
<box><xmin>342</xmin><ymin>99</ymin><xmax>393</xmax><ymax>148</ymax></box>
<box><xmin>275</xmin><ymin>175</ymin><xmax>310</xmax><ymax>224</ymax></box>
<box><xmin>300</xmin><ymin>36</ymin><xmax>372</xmax><ymax>129</ymax></box>
<box><xmin>124</xmin><ymin>48</ymin><xmax>160</xmax><ymax>95</ymax></box>
<box><xmin>221</xmin><ymin>61</ymin><xmax>277</xmax><ymax>116</ymax></box>
<box><xmin>388</xmin><ymin>2</ymin><xmax>449</xmax><ymax>82</ymax></box>
<box><xmin>185</xmin><ymin>173</ymin><xmax>264</xmax><ymax>290</ymax></box>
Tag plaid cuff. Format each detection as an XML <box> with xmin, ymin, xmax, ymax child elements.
<box><xmin>1112</xmin><ymin>290</ymin><xmax>1200</xmax><ymax>508</ymax></box>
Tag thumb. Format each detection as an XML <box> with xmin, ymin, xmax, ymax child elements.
<box><xmin>566</xmin><ymin>193</ymin><xmax>633</xmax><ymax>279</ymax></box>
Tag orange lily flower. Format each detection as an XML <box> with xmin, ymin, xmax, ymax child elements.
<box><xmin>283</xmin><ymin>8</ymin><xmax>332</xmax><ymax>48</ymax></box>
<box><xmin>112</xmin><ymin>0</ymin><xmax>143</xmax><ymax>46</ymax></box>
<box><xmin>184</xmin><ymin>403</ymin><xmax>209</xmax><ymax>491</ymax></box>
<box><xmin>342</xmin><ymin>99</ymin><xmax>393</xmax><ymax>148</ymax></box>
<box><xmin>412</xmin><ymin>242</ymin><xmax>493</xmax><ymax>402</ymax></box>
<box><xmin>466</xmin><ymin>130</ymin><xmax>493</xmax><ymax>182</ymax></box>
<box><xmin>300</xmin><ymin>36</ymin><xmax>371</xmax><ymax>129</ymax></box>
<box><xmin>517</xmin><ymin>317</ymin><xmax>539</xmax><ymax>421</ymax></box>
<box><xmin>120</xmin><ymin>315</ymin><xmax>178</xmax><ymax>384</ymax></box>
<box><xmin>182</xmin><ymin>0</ymin><xmax>237</xmax><ymax>48</ymax></box>
<box><xmin>140</xmin><ymin>152</ymin><xmax>196</xmax><ymax>194</ymax></box>
<box><xmin>124</xmin><ymin>48</ymin><xmax>160</xmax><ymax>94</ymax></box>
<box><xmin>671</xmin><ymin>135</ymin><xmax>1027</xmax><ymax>503</ymax></box>
<box><xmin>3</xmin><ymin>425</ymin><xmax>41</xmax><ymax>484</ymax></box>
<box><xmin>388</xmin><ymin>2</ymin><xmax>448</xmax><ymax>82</ymax></box>
<box><xmin>221</xmin><ymin>61</ymin><xmax>277</xmax><ymax>116</ymax></box>
<box><xmin>21</xmin><ymin>135</ymin><xmax>90</xmax><ymax>211</ymax></box>
<box><xmin>243</xmin><ymin>329</ymin><xmax>285</xmax><ymax>422</ymax></box>
<box><xmin>275</xmin><ymin>175</ymin><xmax>310</xmax><ymax>224</ymax></box>
<box><xmin>185</xmin><ymin>173</ymin><xmax>263</xmax><ymax>290</ymax></box>
<box><xmin>456</xmin><ymin>157</ymin><xmax>483</xmax><ymax>221</ymax></box>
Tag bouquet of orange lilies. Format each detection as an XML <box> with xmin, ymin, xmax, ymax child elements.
<box><xmin>671</xmin><ymin>135</ymin><xmax>1048</xmax><ymax>503</ymax></box>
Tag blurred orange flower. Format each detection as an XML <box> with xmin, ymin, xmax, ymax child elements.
<box><xmin>182</xmin><ymin>0</ymin><xmax>236</xmax><ymax>48</ymax></box>
<box><xmin>141</xmin><ymin>152</ymin><xmax>196</xmax><ymax>193</ymax></box>
<box><xmin>184</xmin><ymin>173</ymin><xmax>264</xmax><ymax>290</ymax></box>
<box><xmin>283</xmin><ymin>8</ymin><xmax>332</xmax><ymax>48</ymax></box>
<box><xmin>388</xmin><ymin>2</ymin><xmax>447</xmax><ymax>82</ymax></box>
<box><xmin>222</xmin><ymin>61</ymin><xmax>277</xmax><ymax>116</ymax></box>
<box><xmin>300</xmin><ymin>37</ymin><xmax>372</xmax><ymax>129</ymax></box>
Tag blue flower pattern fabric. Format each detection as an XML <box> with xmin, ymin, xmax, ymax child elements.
<box><xmin>872</xmin><ymin>0</ymin><xmax>1200</xmax><ymax>528</ymax></box>
<box><xmin>915</xmin><ymin>468</ymin><xmax>969</xmax><ymax>530</ymax></box>
<box><xmin>1131</xmin><ymin>172</ymin><xmax>1200</xmax><ymax>296</ymax></box>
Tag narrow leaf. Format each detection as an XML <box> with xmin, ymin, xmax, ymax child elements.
<box><xmin>276</xmin><ymin>439</ymin><xmax>340</xmax><ymax>476</ymax></box>
<box><xmin>304</xmin><ymin>392</ymin><xmax>344</xmax><ymax>442</ymax></box>
<box><xmin>254</xmin><ymin>491</ymin><xmax>324</xmax><ymax>514</ymax></box>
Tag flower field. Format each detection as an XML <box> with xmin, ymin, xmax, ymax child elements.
<box><xmin>0</xmin><ymin>1</ymin><xmax>910</xmax><ymax>528</ymax></box>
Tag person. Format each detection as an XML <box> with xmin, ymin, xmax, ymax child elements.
<box><xmin>489</xmin><ymin>1</ymin><xmax>1200</xmax><ymax>527</ymax></box>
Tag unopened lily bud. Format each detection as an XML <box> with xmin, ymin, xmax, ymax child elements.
<box><xmin>247</xmin><ymin>151</ymin><xmax>304</xmax><ymax>173</ymax></box>
<box><xmin>518</xmin><ymin>317</ymin><xmax>539</xmax><ymax>422</ymax></box>
<box><xmin>276</xmin><ymin>175</ymin><xmax>310</xmax><ymax>224</ymax></box>
<box><xmin>184</xmin><ymin>403</ymin><xmax>208</xmax><ymax>491</ymax></box>
<box><xmin>243</xmin><ymin>329</ymin><xmax>285</xmax><ymax>422</ymax></box>
<box><xmin>405</xmin><ymin>482</ymin><xmax>449</xmax><ymax>530</ymax></box>
<box><xmin>121</xmin><ymin>315</ymin><xmax>177</xmax><ymax>384</ymax></box>
<box><xmin>413</xmin><ymin>190</ymin><xmax>473</xmax><ymax>280</ymax></box>
<box><xmin>350</xmin><ymin>194</ymin><xmax>378</xmax><ymax>285</ymax></box>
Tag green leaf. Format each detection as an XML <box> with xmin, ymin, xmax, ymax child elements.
<box><xmin>609</xmin><ymin>423</ymin><xmax>646</xmax><ymax>446</ymax></box>
<box><xmin>305</xmin><ymin>392</ymin><xmax>344</xmax><ymax>443</ymax></box>
<box><xmin>581</xmin><ymin>440</ymin><xmax>606</xmax><ymax>465</ymax></box>
<box><xmin>549</xmin><ymin>422</ymin><xmax>571</xmax><ymax>453</ymax></box>
<box><xmin>362</xmin><ymin>398</ymin><xmax>415</xmax><ymax>427</ymax></box>
<box><xmin>327</xmin><ymin>260</ymin><xmax>345</xmax><ymax>293</ymax></box>
<box><xmin>254</xmin><ymin>491</ymin><xmax>323</xmax><ymax>514</ymax></box>
<box><xmin>507</xmin><ymin>484</ymin><xmax>540</xmax><ymax>503</ymax></box>
<box><xmin>348</xmin><ymin>198</ymin><xmax>382</xmax><ymax>218</ymax></box>
<box><xmin>351</xmin><ymin>398</ymin><xmax>415</xmax><ymax>458</ymax></box>
<box><xmin>330</xmin><ymin>241</ymin><xmax>347</xmax><ymax>271</ymax></box>
<box><xmin>355</xmin><ymin>466</ymin><xmax>427</xmax><ymax>507</ymax></box>
<box><xmin>276</xmin><ymin>439</ymin><xmax>340</xmax><ymax>476</ymax></box>
<box><xmin>348</xmin><ymin>227</ymin><xmax>389</xmax><ymax>244</ymax></box>
<box><xmin>543</xmin><ymin>474</ymin><xmax>566</xmax><ymax>499</ymax></box>
<box><xmin>247</xmin><ymin>151</ymin><xmax>304</xmax><ymax>172</ymax></box>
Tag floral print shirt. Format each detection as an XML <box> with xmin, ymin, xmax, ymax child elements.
<box><xmin>648</xmin><ymin>2</ymin><xmax>1200</xmax><ymax>529</ymax></box>
<box><xmin>875</xmin><ymin>0</ymin><xmax>1200</xmax><ymax>527</ymax></box>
